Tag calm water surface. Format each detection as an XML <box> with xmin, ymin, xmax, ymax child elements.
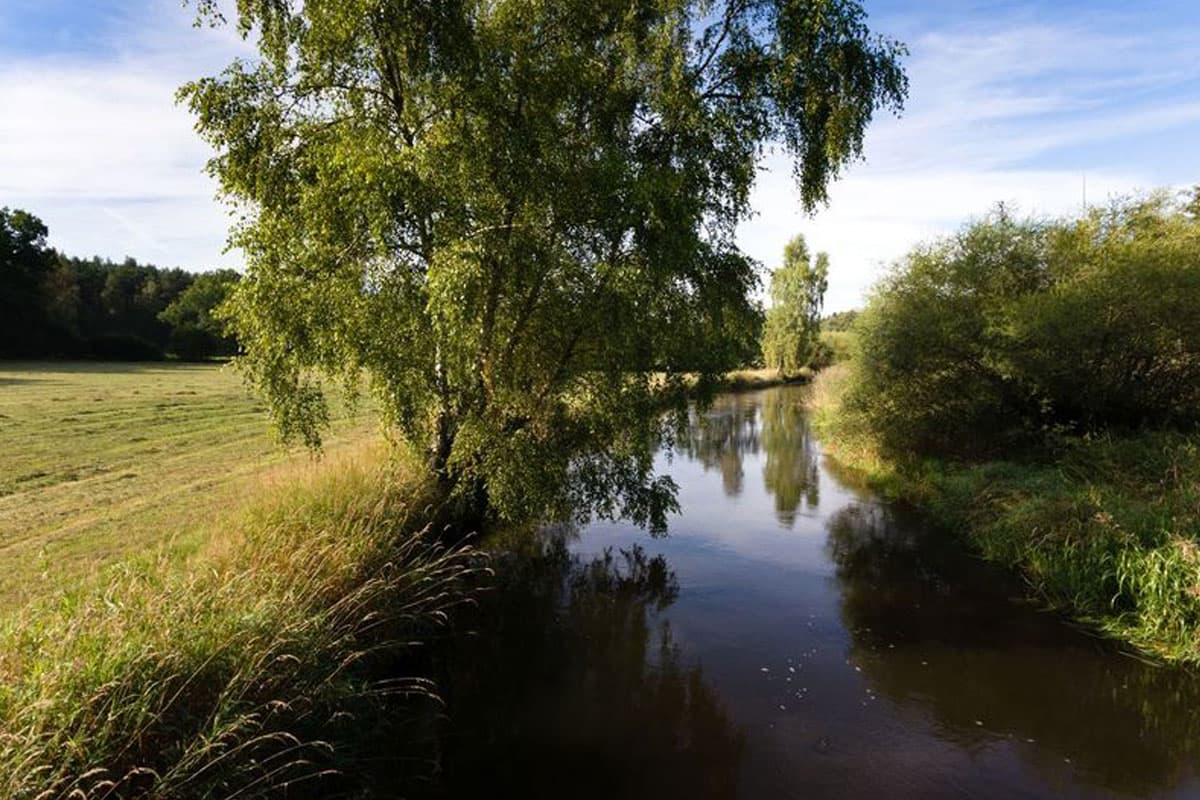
<box><xmin>434</xmin><ymin>386</ymin><xmax>1200</xmax><ymax>799</ymax></box>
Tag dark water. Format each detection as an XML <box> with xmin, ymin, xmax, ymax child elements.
<box><xmin>434</xmin><ymin>386</ymin><xmax>1200</xmax><ymax>799</ymax></box>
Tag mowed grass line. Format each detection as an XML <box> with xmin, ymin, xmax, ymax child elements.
<box><xmin>0</xmin><ymin>362</ymin><xmax>376</xmax><ymax>610</ymax></box>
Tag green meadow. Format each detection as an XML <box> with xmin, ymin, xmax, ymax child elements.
<box><xmin>0</xmin><ymin>362</ymin><xmax>374</xmax><ymax>610</ymax></box>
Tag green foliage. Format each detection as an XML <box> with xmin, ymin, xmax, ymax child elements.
<box><xmin>761</xmin><ymin>235</ymin><xmax>829</xmax><ymax>373</ymax></box>
<box><xmin>1005</xmin><ymin>202</ymin><xmax>1200</xmax><ymax>428</ymax></box>
<box><xmin>846</xmin><ymin>196</ymin><xmax>1200</xmax><ymax>457</ymax></box>
<box><xmin>1185</xmin><ymin>185</ymin><xmax>1200</xmax><ymax>219</ymax></box>
<box><xmin>811</xmin><ymin>194</ymin><xmax>1200</xmax><ymax>661</ymax></box>
<box><xmin>182</xmin><ymin>0</ymin><xmax>906</xmax><ymax>524</ymax></box>
<box><xmin>0</xmin><ymin>207</ymin><xmax>55</xmax><ymax>357</ymax></box>
<box><xmin>821</xmin><ymin>308</ymin><xmax>859</xmax><ymax>331</ymax></box>
<box><xmin>815</xmin><ymin>329</ymin><xmax>856</xmax><ymax>367</ymax></box>
<box><xmin>812</xmin><ymin>369</ymin><xmax>1200</xmax><ymax>662</ymax></box>
<box><xmin>0</xmin><ymin>206</ymin><xmax>240</xmax><ymax>360</ymax></box>
<box><xmin>160</xmin><ymin>269</ymin><xmax>241</xmax><ymax>360</ymax></box>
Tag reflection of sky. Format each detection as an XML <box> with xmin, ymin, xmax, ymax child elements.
<box><xmin>571</xmin><ymin>387</ymin><xmax>1200</xmax><ymax>800</ymax></box>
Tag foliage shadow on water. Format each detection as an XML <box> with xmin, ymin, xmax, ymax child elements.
<box><xmin>423</xmin><ymin>528</ymin><xmax>746</xmax><ymax>799</ymax></box>
<box><xmin>828</xmin><ymin>502</ymin><xmax>1200</xmax><ymax>797</ymax></box>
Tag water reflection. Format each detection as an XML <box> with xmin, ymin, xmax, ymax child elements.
<box><xmin>760</xmin><ymin>390</ymin><xmax>819</xmax><ymax>526</ymax></box>
<box><xmin>828</xmin><ymin>501</ymin><xmax>1200</xmax><ymax>797</ymax></box>
<box><xmin>431</xmin><ymin>529</ymin><xmax>745</xmax><ymax>799</ymax></box>
<box><xmin>677</xmin><ymin>390</ymin><xmax>818</xmax><ymax>526</ymax></box>
<box><xmin>677</xmin><ymin>394</ymin><xmax>760</xmax><ymax>496</ymax></box>
<box><xmin>422</xmin><ymin>387</ymin><xmax>1200</xmax><ymax>799</ymax></box>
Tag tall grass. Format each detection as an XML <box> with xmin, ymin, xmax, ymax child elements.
<box><xmin>0</xmin><ymin>444</ymin><xmax>487</xmax><ymax>798</ymax></box>
<box><xmin>809</xmin><ymin>367</ymin><xmax>1200</xmax><ymax>663</ymax></box>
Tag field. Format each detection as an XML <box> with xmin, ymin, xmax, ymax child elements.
<box><xmin>0</xmin><ymin>361</ymin><xmax>375</xmax><ymax>611</ymax></box>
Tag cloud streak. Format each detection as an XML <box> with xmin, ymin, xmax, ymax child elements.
<box><xmin>739</xmin><ymin>5</ymin><xmax>1200</xmax><ymax>310</ymax></box>
<box><xmin>0</xmin><ymin>1</ymin><xmax>1197</xmax><ymax>298</ymax></box>
<box><xmin>0</xmin><ymin>0</ymin><xmax>247</xmax><ymax>268</ymax></box>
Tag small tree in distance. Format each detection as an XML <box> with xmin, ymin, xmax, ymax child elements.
<box><xmin>159</xmin><ymin>269</ymin><xmax>241</xmax><ymax>360</ymax></box>
<box><xmin>762</xmin><ymin>235</ymin><xmax>829</xmax><ymax>374</ymax></box>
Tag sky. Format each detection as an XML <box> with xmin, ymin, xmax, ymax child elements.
<box><xmin>2</xmin><ymin>1</ymin><xmax>1199</xmax><ymax>311</ymax></box>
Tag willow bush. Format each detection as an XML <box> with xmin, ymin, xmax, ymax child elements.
<box><xmin>846</xmin><ymin>193</ymin><xmax>1200</xmax><ymax>458</ymax></box>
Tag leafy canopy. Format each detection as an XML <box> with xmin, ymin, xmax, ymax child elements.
<box><xmin>182</xmin><ymin>0</ymin><xmax>905</xmax><ymax>526</ymax></box>
<box><xmin>846</xmin><ymin>194</ymin><xmax>1200</xmax><ymax>458</ymax></box>
<box><xmin>160</xmin><ymin>269</ymin><xmax>241</xmax><ymax>360</ymax></box>
<box><xmin>761</xmin><ymin>234</ymin><xmax>828</xmax><ymax>373</ymax></box>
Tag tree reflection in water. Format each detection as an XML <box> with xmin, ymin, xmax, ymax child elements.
<box><xmin>430</xmin><ymin>528</ymin><xmax>745</xmax><ymax>799</ymax></box>
<box><xmin>676</xmin><ymin>390</ymin><xmax>819</xmax><ymax>527</ymax></box>
<box><xmin>826</xmin><ymin>502</ymin><xmax>1200</xmax><ymax>797</ymax></box>
<box><xmin>676</xmin><ymin>393</ymin><xmax>760</xmax><ymax>497</ymax></box>
<box><xmin>759</xmin><ymin>390</ymin><xmax>819</xmax><ymax>526</ymax></box>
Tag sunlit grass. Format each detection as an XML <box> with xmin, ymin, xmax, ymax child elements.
<box><xmin>0</xmin><ymin>361</ymin><xmax>373</xmax><ymax>610</ymax></box>
<box><xmin>0</xmin><ymin>441</ymin><xmax>485</xmax><ymax>798</ymax></box>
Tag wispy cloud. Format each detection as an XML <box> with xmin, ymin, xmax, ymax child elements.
<box><xmin>740</xmin><ymin>6</ymin><xmax>1200</xmax><ymax>310</ymax></box>
<box><xmin>1</xmin><ymin>1</ymin><xmax>1197</xmax><ymax>294</ymax></box>
<box><xmin>0</xmin><ymin>0</ymin><xmax>248</xmax><ymax>267</ymax></box>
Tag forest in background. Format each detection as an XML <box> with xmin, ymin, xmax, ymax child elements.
<box><xmin>0</xmin><ymin>207</ymin><xmax>238</xmax><ymax>361</ymax></box>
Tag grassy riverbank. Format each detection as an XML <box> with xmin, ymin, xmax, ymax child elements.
<box><xmin>0</xmin><ymin>440</ymin><xmax>484</xmax><ymax>798</ymax></box>
<box><xmin>810</xmin><ymin>365</ymin><xmax>1200</xmax><ymax>664</ymax></box>
<box><xmin>719</xmin><ymin>366</ymin><xmax>811</xmax><ymax>391</ymax></box>
<box><xmin>0</xmin><ymin>362</ymin><xmax>485</xmax><ymax>797</ymax></box>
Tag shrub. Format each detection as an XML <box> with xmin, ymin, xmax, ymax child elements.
<box><xmin>816</xmin><ymin>329</ymin><xmax>857</xmax><ymax>366</ymax></box>
<box><xmin>1006</xmin><ymin>201</ymin><xmax>1200</xmax><ymax>428</ymax></box>
<box><xmin>846</xmin><ymin>194</ymin><xmax>1200</xmax><ymax>458</ymax></box>
<box><xmin>846</xmin><ymin>209</ymin><xmax>1048</xmax><ymax>456</ymax></box>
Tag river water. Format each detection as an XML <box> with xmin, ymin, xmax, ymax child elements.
<box><xmin>432</xmin><ymin>385</ymin><xmax>1200</xmax><ymax>799</ymax></box>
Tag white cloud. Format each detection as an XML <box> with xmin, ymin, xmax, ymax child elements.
<box><xmin>741</xmin><ymin>12</ymin><xmax>1200</xmax><ymax>311</ymax></box>
<box><xmin>0</xmin><ymin>0</ymin><xmax>248</xmax><ymax>269</ymax></box>
<box><xmin>741</xmin><ymin>163</ymin><xmax>1147</xmax><ymax>312</ymax></box>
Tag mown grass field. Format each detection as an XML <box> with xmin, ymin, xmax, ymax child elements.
<box><xmin>0</xmin><ymin>361</ymin><xmax>375</xmax><ymax>611</ymax></box>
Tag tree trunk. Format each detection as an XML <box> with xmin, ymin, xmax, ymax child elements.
<box><xmin>428</xmin><ymin>406</ymin><xmax>490</xmax><ymax>533</ymax></box>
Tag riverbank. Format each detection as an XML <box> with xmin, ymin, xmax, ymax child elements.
<box><xmin>0</xmin><ymin>363</ymin><xmax>784</xmax><ymax>797</ymax></box>
<box><xmin>809</xmin><ymin>365</ymin><xmax>1200</xmax><ymax>664</ymax></box>
<box><xmin>719</xmin><ymin>367</ymin><xmax>812</xmax><ymax>391</ymax></box>
<box><xmin>0</xmin><ymin>441</ymin><xmax>485</xmax><ymax>798</ymax></box>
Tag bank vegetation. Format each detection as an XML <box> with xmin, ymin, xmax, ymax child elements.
<box><xmin>811</xmin><ymin>191</ymin><xmax>1200</xmax><ymax>662</ymax></box>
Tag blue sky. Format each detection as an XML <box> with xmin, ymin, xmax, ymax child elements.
<box><xmin>2</xmin><ymin>1</ymin><xmax>1199</xmax><ymax>311</ymax></box>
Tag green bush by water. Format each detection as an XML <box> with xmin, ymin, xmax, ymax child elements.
<box><xmin>813</xmin><ymin>365</ymin><xmax>1200</xmax><ymax>663</ymax></box>
<box><xmin>810</xmin><ymin>192</ymin><xmax>1200</xmax><ymax>662</ymax></box>
<box><xmin>845</xmin><ymin>193</ymin><xmax>1200</xmax><ymax>458</ymax></box>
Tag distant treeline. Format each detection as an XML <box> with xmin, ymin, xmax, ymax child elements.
<box><xmin>1</xmin><ymin>207</ymin><xmax>239</xmax><ymax>360</ymax></box>
<box><xmin>821</xmin><ymin>309</ymin><xmax>859</xmax><ymax>332</ymax></box>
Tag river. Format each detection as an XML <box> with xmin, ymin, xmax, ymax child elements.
<box><xmin>430</xmin><ymin>385</ymin><xmax>1200</xmax><ymax>799</ymax></box>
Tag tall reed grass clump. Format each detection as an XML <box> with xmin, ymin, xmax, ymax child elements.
<box><xmin>0</xmin><ymin>445</ymin><xmax>487</xmax><ymax>798</ymax></box>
